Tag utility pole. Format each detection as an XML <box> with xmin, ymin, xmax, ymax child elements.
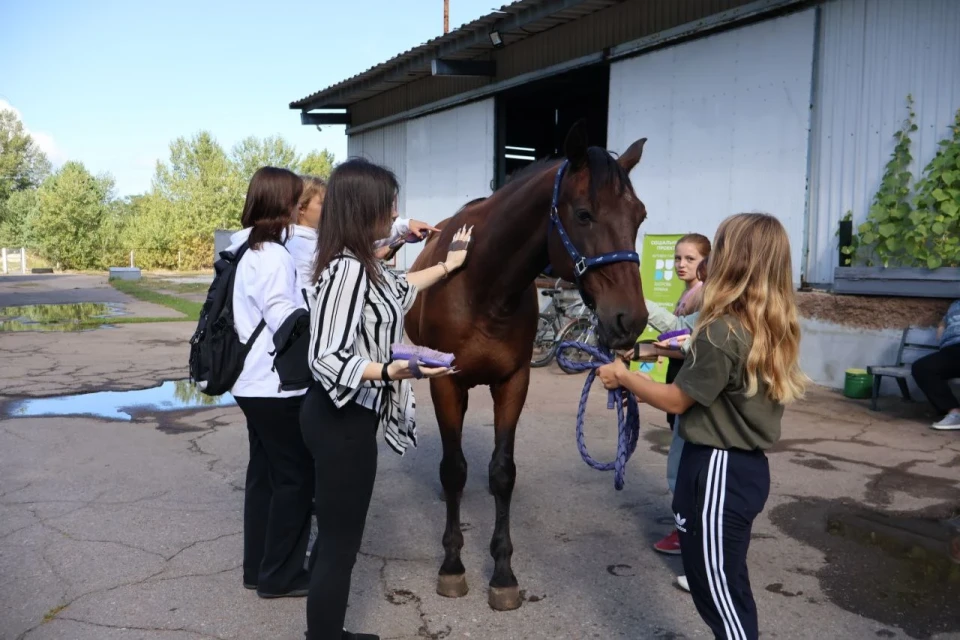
<box><xmin>444</xmin><ymin>0</ymin><xmax>449</xmax><ymax>34</ymax></box>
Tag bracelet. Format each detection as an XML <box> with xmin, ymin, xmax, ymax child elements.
<box><xmin>438</xmin><ymin>262</ymin><xmax>450</xmax><ymax>278</ymax></box>
<box><xmin>381</xmin><ymin>362</ymin><xmax>391</xmax><ymax>382</ymax></box>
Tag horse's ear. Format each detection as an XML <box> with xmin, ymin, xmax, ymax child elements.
<box><xmin>563</xmin><ymin>119</ymin><xmax>589</xmax><ymax>169</ymax></box>
<box><xmin>618</xmin><ymin>137</ymin><xmax>647</xmax><ymax>173</ymax></box>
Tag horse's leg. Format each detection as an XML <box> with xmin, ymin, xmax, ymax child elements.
<box><xmin>431</xmin><ymin>376</ymin><xmax>470</xmax><ymax>598</ymax></box>
<box><xmin>487</xmin><ymin>366</ymin><xmax>530</xmax><ymax>611</ymax></box>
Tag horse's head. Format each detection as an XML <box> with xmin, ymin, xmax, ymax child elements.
<box><xmin>547</xmin><ymin>121</ymin><xmax>648</xmax><ymax>350</ymax></box>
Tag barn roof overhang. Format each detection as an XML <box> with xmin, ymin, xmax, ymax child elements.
<box><xmin>288</xmin><ymin>0</ymin><xmax>621</xmax><ymax>112</ymax></box>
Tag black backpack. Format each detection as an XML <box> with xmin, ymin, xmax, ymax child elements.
<box><xmin>188</xmin><ymin>241</ymin><xmax>266</xmax><ymax>396</ymax></box>
<box><xmin>271</xmin><ymin>308</ymin><xmax>312</xmax><ymax>392</ymax></box>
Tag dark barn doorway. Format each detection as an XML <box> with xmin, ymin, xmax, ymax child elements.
<box><xmin>495</xmin><ymin>64</ymin><xmax>609</xmax><ymax>188</ymax></box>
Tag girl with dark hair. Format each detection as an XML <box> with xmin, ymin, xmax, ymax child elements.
<box><xmin>227</xmin><ymin>166</ymin><xmax>314</xmax><ymax>600</ymax></box>
<box><xmin>302</xmin><ymin>158</ymin><xmax>472</xmax><ymax>640</ymax></box>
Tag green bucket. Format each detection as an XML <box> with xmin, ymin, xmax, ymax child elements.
<box><xmin>843</xmin><ymin>368</ymin><xmax>873</xmax><ymax>399</ymax></box>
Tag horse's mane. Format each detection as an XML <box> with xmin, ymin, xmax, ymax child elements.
<box><xmin>502</xmin><ymin>147</ymin><xmax>632</xmax><ymax>204</ymax></box>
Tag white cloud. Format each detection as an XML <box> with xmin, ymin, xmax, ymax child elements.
<box><xmin>0</xmin><ymin>99</ymin><xmax>68</xmax><ymax>166</ymax></box>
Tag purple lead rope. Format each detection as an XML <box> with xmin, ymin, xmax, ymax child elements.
<box><xmin>555</xmin><ymin>341</ymin><xmax>640</xmax><ymax>490</ymax></box>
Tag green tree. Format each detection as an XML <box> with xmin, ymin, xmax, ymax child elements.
<box><xmin>30</xmin><ymin>162</ymin><xmax>114</xmax><ymax>269</ymax></box>
<box><xmin>142</xmin><ymin>131</ymin><xmax>242</xmax><ymax>270</ymax></box>
<box><xmin>299</xmin><ymin>149</ymin><xmax>335</xmax><ymax>179</ymax></box>
<box><xmin>0</xmin><ymin>109</ymin><xmax>51</xmax><ymax>202</ymax></box>
<box><xmin>97</xmin><ymin>196</ymin><xmax>141</xmax><ymax>268</ymax></box>
<box><xmin>0</xmin><ymin>188</ymin><xmax>39</xmax><ymax>247</ymax></box>
<box><xmin>231</xmin><ymin>135</ymin><xmax>301</xmax><ymax>183</ymax></box>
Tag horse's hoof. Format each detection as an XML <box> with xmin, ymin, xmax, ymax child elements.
<box><xmin>488</xmin><ymin>585</ymin><xmax>522</xmax><ymax>611</ymax></box>
<box><xmin>437</xmin><ymin>573</ymin><xmax>468</xmax><ymax>598</ymax></box>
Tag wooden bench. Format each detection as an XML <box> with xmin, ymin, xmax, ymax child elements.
<box><xmin>867</xmin><ymin>327</ymin><xmax>938</xmax><ymax>411</ymax></box>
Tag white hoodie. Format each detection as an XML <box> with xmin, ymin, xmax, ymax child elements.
<box><xmin>227</xmin><ymin>228</ymin><xmax>307</xmax><ymax>398</ymax></box>
<box><xmin>287</xmin><ymin>218</ymin><xmax>413</xmax><ymax>297</ymax></box>
<box><xmin>287</xmin><ymin>225</ymin><xmax>317</xmax><ymax>301</ymax></box>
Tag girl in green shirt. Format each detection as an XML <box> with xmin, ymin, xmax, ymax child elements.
<box><xmin>599</xmin><ymin>213</ymin><xmax>807</xmax><ymax>640</ymax></box>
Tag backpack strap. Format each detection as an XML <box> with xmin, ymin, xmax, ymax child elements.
<box><xmin>247</xmin><ymin>318</ymin><xmax>267</xmax><ymax>348</ymax></box>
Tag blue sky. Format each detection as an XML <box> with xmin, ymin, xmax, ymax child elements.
<box><xmin>1</xmin><ymin>0</ymin><xmax>496</xmax><ymax>196</ymax></box>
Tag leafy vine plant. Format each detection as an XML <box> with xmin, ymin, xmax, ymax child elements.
<box><xmin>849</xmin><ymin>95</ymin><xmax>917</xmax><ymax>267</ymax></box>
<box><xmin>846</xmin><ymin>95</ymin><xmax>960</xmax><ymax>269</ymax></box>
<box><xmin>906</xmin><ymin>107</ymin><xmax>960</xmax><ymax>269</ymax></box>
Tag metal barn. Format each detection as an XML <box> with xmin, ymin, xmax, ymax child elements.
<box><xmin>290</xmin><ymin>0</ymin><xmax>960</xmax><ymax>284</ymax></box>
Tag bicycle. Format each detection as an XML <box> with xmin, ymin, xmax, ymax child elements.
<box><xmin>554</xmin><ymin>307</ymin><xmax>600</xmax><ymax>374</ymax></box>
<box><xmin>531</xmin><ymin>280</ymin><xmax>596</xmax><ymax>370</ymax></box>
<box><xmin>531</xmin><ymin>282</ymin><xmax>567</xmax><ymax>368</ymax></box>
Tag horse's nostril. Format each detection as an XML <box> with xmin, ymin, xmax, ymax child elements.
<box><xmin>616</xmin><ymin>313</ymin><xmax>628</xmax><ymax>335</ymax></box>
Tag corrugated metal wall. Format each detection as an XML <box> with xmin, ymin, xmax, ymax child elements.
<box><xmin>350</xmin><ymin>0</ymin><xmax>760</xmax><ymax>126</ymax></box>
<box><xmin>402</xmin><ymin>99</ymin><xmax>495</xmax><ymax>269</ymax></box>
<box><xmin>351</xmin><ymin>77</ymin><xmax>489</xmax><ymax>128</ymax></box>
<box><xmin>344</xmin><ymin>121</ymin><xmax>409</xmax><ymax>215</ymax></box>
<box><xmin>608</xmin><ymin>8</ymin><xmax>818</xmax><ymax>285</ymax></box>
<box><xmin>805</xmin><ymin>0</ymin><xmax>960</xmax><ymax>283</ymax></box>
<box><xmin>494</xmin><ymin>0</ymin><xmax>756</xmax><ymax>78</ymax></box>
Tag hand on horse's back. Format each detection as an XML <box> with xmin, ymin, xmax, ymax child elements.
<box><xmin>444</xmin><ymin>225</ymin><xmax>474</xmax><ymax>271</ymax></box>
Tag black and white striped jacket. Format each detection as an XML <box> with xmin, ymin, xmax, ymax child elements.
<box><xmin>307</xmin><ymin>251</ymin><xmax>418</xmax><ymax>455</ymax></box>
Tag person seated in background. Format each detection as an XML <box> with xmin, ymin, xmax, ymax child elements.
<box><xmin>912</xmin><ymin>299</ymin><xmax>960</xmax><ymax>430</ymax></box>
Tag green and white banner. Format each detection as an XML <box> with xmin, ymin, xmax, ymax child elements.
<box><xmin>632</xmin><ymin>234</ymin><xmax>686</xmax><ymax>382</ymax></box>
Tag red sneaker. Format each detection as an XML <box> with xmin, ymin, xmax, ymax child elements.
<box><xmin>653</xmin><ymin>529</ymin><xmax>681</xmax><ymax>555</ymax></box>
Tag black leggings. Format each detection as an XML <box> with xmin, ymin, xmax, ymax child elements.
<box><xmin>300</xmin><ymin>385</ymin><xmax>379</xmax><ymax>640</ymax></box>
<box><xmin>234</xmin><ymin>395</ymin><xmax>314</xmax><ymax>594</ymax></box>
<box><xmin>912</xmin><ymin>344</ymin><xmax>960</xmax><ymax>414</ymax></box>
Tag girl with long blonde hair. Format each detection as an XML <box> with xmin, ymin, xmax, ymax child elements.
<box><xmin>598</xmin><ymin>213</ymin><xmax>807</xmax><ymax>640</ymax></box>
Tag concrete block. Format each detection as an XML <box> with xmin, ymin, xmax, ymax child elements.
<box><xmin>108</xmin><ymin>267</ymin><xmax>141</xmax><ymax>281</ymax></box>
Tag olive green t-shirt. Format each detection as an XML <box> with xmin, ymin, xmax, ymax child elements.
<box><xmin>673</xmin><ymin>316</ymin><xmax>783</xmax><ymax>451</ymax></box>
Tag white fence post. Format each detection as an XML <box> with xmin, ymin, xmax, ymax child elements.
<box><xmin>1</xmin><ymin>248</ymin><xmax>6</xmax><ymax>275</ymax></box>
<box><xmin>129</xmin><ymin>251</ymin><xmax>134</xmax><ymax>268</ymax></box>
<box><xmin>19</xmin><ymin>247</ymin><xmax>26</xmax><ymax>274</ymax></box>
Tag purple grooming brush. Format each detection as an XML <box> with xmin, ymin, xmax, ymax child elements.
<box><xmin>391</xmin><ymin>344</ymin><xmax>456</xmax><ymax>379</ymax></box>
<box><xmin>657</xmin><ymin>328</ymin><xmax>691</xmax><ymax>342</ymax></box>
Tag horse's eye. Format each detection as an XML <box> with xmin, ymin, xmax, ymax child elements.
<box><xmin>575</xmin><ymin>209</ymin><xmax>592</xmax><ymax>223</ymax></box>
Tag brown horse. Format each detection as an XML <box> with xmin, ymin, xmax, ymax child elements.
<box><xmin>405</xmin><ymin>121</ymin><xmax>649</xmax><ymax>611</ymax></box>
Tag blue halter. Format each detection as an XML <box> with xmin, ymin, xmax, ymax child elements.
<box><xmin>546</xmin><ymin>160</ymin><xmax>640</xmax><ymax>282</ymax></box>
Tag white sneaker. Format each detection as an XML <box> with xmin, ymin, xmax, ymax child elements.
<box><xmin>675</xmin><ymin>575</ymin><xmax>690</xmax><ymax>592</ymax></box>
<box><xmin>932</xmin><ymin>413</ymin><xmax>960</xmax><ymax>430</ymax></box>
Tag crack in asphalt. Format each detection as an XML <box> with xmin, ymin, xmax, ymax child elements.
<box><xmin>40</xmin><ymin>616</ymin><xmax>228</xmax><ymax>640</ymax></box>
<box><xmin>362</xmin><ymin>552</ymin><xmax>451</xmax><ymax>640</ymax></box>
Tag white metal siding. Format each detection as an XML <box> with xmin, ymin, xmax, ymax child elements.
<box><xmin>608</xmin><ymin>8</ymin><xmax>818</xmax><ymax>285</ymax></box>
<box><xmin>403</xmin><ymin>99</ymin><xmax>495</xmax><ymax>269</ymax></box>
<box><xmin>805</xmin><ymin>0</ymin><xmax>960</xmax><ymax>283</ymax></box>
<box><xmin>345</xmin><ymin>121</ymin><xmax>409</xmax><ymax>217</ymax></box>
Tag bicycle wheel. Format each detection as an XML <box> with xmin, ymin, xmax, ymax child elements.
<box><xmin>556</xmin><ymin>317</ymin><xmax>599</xmax><ymax>374</ymax></box>
<box><xmin>531</xmin><ymin>313</ymin><xmax>560</xmax><ymax>368</ymax></box>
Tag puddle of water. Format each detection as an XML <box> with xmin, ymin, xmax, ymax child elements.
<box><xmin>0</xmin><ymin>303</ymin><xmax>126</xmax><ymax>332</ymax></box>
<box><xmin>6</xmin><ymin>380</ymin><xmax>235</xmax><ymax>421</ymax></box>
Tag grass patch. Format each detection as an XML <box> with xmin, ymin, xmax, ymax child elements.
<box><xmin>144</xmin><ymin>279</ymin><xmax>210</xmax><ymax>294</ymax></box>
<box><xmin>43</xmin><ymin>603</ymin><xmax>68</xmax><ymax>623</ymax></box>
<box><xmin>110</xmin><ymin>279</ymin><xmax>203</xmax><ymax>320</ymax></box>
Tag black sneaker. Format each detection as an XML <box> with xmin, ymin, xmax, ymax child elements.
<box><xmin>256</xmin><ymin>587</ymin><xmax>309</xmax><ymax>599</ymax></box>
